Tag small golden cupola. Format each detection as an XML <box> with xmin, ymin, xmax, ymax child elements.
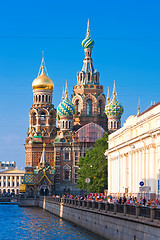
<box><xmin>32</xmin><ymin>53</ymin><xmax>54</xmax><ymax>91</ymax></box>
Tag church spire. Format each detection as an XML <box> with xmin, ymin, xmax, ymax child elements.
<box><xmin>107</xmin><ymin>86</ymin><xmax>110</xmax><ymax>104</ymax></box>
<box><xmin>65</xmin><ymin>80</ymin><xmax>68</xmax><ymax>98</ymax></box>
<box><xmin>86</xmin><ymin>19</ymin><xmax>90</xmax><ymax>37</ymax></box>
<box><xmin>62</xmin><ymin>86</ymin><xmax>65</xmax><ymax>100</ymax></box>
<box><xmin>38</xmin><ymin>51</ymin><xmax>49</xmax><ymax>77</ymax></box>
<box><xmin>113</xmin><ymin>80</ymin><xmax>116</xmax><ymax>99</ymax></box>
<box><xmin>137</xmin><ymin>97</ymin><xmax>140</xmax><ymax>115</ymax></box>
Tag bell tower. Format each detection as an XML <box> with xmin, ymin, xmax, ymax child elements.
<box><xmin>72</xmin><ymin>20</ymin><xmax>107</xmax><ymax>130</ymax></box>
<box><xmin>25</xmin><ymin>53</ymin><xmax>57</xmax><ymax>167</ymax></box>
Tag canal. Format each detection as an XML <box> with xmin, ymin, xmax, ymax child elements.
<box><xmin>0</xmin><ymin>204</ymin><xmax>104</xmax><ymax>239</ymax></box>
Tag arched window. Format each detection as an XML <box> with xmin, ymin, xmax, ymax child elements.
<box><xmin>39</xmin><ymin>95</ymin><xmax>41</xmax><ymax>102</ymax></box>
<box><xmin>114</xmin><ymin>121</ymin><xmax>116</xmax><ymax>129</ymax></box>
<box><xmin>98</xmin><ymin>100</ymin><xmax>103</xmax><ymax>115</ymax></box>
<box><xmin>46</xmin><ymin>95</ymin><xmax>48</xmax><ymax>102</ymax></box>
<box><xmin>66</xmin><ymin>121</ymin><xmax>68</xmax><ymax>129</ymax></box>
<box><xmin>76</xmin><ymin>100</ymin><xmax>80</xmax><ymax>115</ymax></box>
<box><xmin>111</xmin><ymin>121</ymin><xmax>113</xmax><ymax>129</ymax></box>
<box><xmin>63</xmin><ymin>121</ymin><xmax>64</xmax><ymax>128</ymax></box>
<box><xmin>40</xmin><ymin>112</ymin><xmax>46</xmax><ymax>125</ymax></box>
<box><xmin>36</xmin><ymin>95</ymin><xmax>37</xmax><ymax>102</ymax></box>
<box><xmin>87</xmin><ymin>99</ymin><xmax>92</xmax><ymax>115</ymax></box>
<box><xmin>42</xmin><ymin>95</ymin><xmax>44</xmax><ymax>102</ymax></box>
<box><xmin>32</xmin><ymin>113</ymin><xmax>36</xmax><ymax>125</ymax></box>
<box><xmin>69</xmin><ymin>121</ymin><xmax>71</xmax><ymax>129</ymax></box>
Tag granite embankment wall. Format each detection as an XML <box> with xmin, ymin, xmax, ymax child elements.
<box><xmin>38</xmin><ymin>197</ymin><xmax>160</xmax><ymax>240</ymax></box>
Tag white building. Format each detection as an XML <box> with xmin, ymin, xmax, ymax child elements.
<box><xmin>107</xmin><ymin>102</ymin><xmax>160</xmax><ymax>200</ymax></box>
<box><xmin>0</xmin><ymin>169</ymin><xmax>24</xmax><ymax>195</ymax></box>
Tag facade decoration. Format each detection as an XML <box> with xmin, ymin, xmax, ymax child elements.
<box><xmin>24</xmin><ymin>21</ymin><xmax>123</xmax><ymax>195</ymax></box>
<box><xmin>105</xmin><ymin>81</ymin><xmax>124</xmax><ymax>131</ymax></box>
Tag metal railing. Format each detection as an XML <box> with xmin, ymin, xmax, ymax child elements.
<box><xmin>42</xmin><ymin>197</ymin><xmax>160</xmax><ymax>221</ymax></box>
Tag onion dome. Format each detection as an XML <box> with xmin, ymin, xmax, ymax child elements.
<box><xmin>82</xmin><ymin>36</ymin><xmax>94</xmax><ymax>49</ymax></box>
<box><xmin>32</xmin><ymin>54</ymin><xmax>54</xmax><ymax>91</ymax></box>
<box><xmin>81</xmin><ymin>20</ymin><xmax>94</xmax><ymax>49</ymax></box>
<box><xmin>105</xmin><ymin>82</ymin><xmax>124</xmax><ymax>117</ymax></box>
<box><xmin>57</xmin><ymin>84</ymin><xmax>75</xmax><ymax>118</ymax></box>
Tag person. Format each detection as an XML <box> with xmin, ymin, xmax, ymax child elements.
<box><xmin>143</xmin><ymin>197</ymin><xmax>146</xmax><ymax>206</ymax></box>
<box><xmin>123</xmin><ymin>196</ymin><xmax>127</xmax><ymax>204</ymax></box>
<box><xmin>156</xmin><ymin>198</ymin><xmax>159</xmax><ymax>207</ymax></box>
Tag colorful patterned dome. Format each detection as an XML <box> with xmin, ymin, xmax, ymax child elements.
<box><xmin>105</xmin><ymin>97</ymin><xmax>124</xmax><ymax>117</ymax></box>
<box><xmin>82</xmin><ymin>36</ymin><xmax>94</xmax><ymax>49</ymax></box>
<box><xmin>57</xmin><ymin>97</ymin><xmax>75</xmax><ymax>118</ymax></box>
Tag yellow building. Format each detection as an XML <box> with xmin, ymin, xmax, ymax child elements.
<box><xmin>107</xmin><ymin>102</ymin><xmax>160</xmax><ymax>200</ymax></box>
<box><xmin>0</xmin><ymin>169</ymin><xmax>24</xmax><ymax>195</ymax></box>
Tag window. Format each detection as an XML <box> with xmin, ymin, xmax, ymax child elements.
<box><xmin>65</xmin><ymin>153</ymin><xmax>69</xmax><ymax>160</ymax></box>
<box><xmin>46</xmin><ymin>95</ymin><xmax>48</xmax><ymax>102</ymax></box>
<box><xmin>76</xmin><ymin>100</ymin><xmax>80</xmax><ymax>115</ymax></box>
<box><xmin>88</xmin><ymin>73</ymin><xmax>90</xmax><ymax>82</ymax></box>
<box><xmin>98</xmin><ymin>100</ymin><xmax>102</xmax><ymax>115</ymax></box>
<box><xmin>65</xmin><ymin>170</ymin><xmax>69</xmax><ymax>180</ymax></box>
<box><xmin>87</xmin><ymin>99</ymin><xmax>92</xmax><ymax>115</ymax></box>
<box><xmin>111</xmin><ymin>121</ymin><xmax>113</xmax><ymax>129</ymax></box>
<box><xmin>42</xmin><ymin>95</ymin><xmax>44</xmax><ymax>102</ymax></box>
<box><xmin>114</xmin><ymin>121</ymin><xmax>116</xmax><ymax>129</ymax></box>
<box><xmin>40</xmin><ymin>112</ymin><xmax>46</xmax><ymax>125</ymax></box>
<box><xmin>80</xmin><ymin>73</ymin><xmax>82</xmax><ymax>81</ymax></box>
<box><xmin>69</xmin><ymin>121</ymin><xmax>71</xmax><ymax>129</ymax></box>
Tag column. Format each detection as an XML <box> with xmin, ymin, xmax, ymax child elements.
<box><xmin>150</xmin><ymin>146</ymin><xmax>155</xmax><ymax>193</ymax></box>
<box><xmin>146</xmin><ymin>147</ymin><xmax>149</xmax><ymax>186</ymax></box>
<box><xmin>132</xmin><ymin>151</ymin><xmax>135</xmax><ymax>194</ymax></box>
<box><xmin>6</xmin><ymin>176</ymin><xmax>8</xmax><ymax>188</ymax></box>
<box><xmin>128</xmin><ymin>151</ymin><xmax>132</xmax><ymax>193</ymax></box>
<box><xmin>10</xmin><ymin>176</ymin><xmax>12</xmax><ymax>187</ymax></box>
<box><xmin>139</xmin><ymin>150</ymin><xmax>142</xmax><ymax>182</ymax></box>
<box><xmin>1</xmin><ymin>176</ymin><xmax>4</xmax><ymax>188</ymax></box>
<box><xmin>108</xmin><ymin>156</ymin><xmax>111</xmax><ymax>193</ymax></box>
<box><xmin>19</xmin><ymin>176</ymin><xmax>22</xmax><ymax>185</ymax></box>
<box><xmin>14</xmin><ymin>176</ymin><xmax>17</xmax><ymax>188</ymax></box>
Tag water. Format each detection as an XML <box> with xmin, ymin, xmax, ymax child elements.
<box><xmin>0</xmin><ymin>204</ymin><xmax>104</xmax><ymax>240</ymax></box>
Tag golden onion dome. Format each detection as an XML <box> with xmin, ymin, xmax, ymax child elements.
<box><xmin>32</xmin><ymin>65</ymin><xmax>54</xmax><ymax>91</ymax></box>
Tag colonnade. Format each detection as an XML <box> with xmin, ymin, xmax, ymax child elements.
<box><xmin>109</xmin><ymin>144</ymin><xmax>157</xmax><ymax>197</ymax></box>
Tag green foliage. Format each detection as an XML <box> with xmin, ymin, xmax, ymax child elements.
<box><xmin>77</xmin><ymin>133</ymin><xmax>108</xmax><ymax>193</ymax></box>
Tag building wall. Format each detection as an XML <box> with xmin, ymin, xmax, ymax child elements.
<box><xmin>107</xmin><ymin>102</ymin><xmax>160</xmax><ymax>198</ymax></box>
<box><xmin>0</xmin><ymin>171</ymin><xmax>24</xmax><ymax>195</ymax></box>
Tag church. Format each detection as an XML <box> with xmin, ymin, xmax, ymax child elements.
<box><xmin>24</xmin><ymin>22</ymin><xmax>124</xmax><ymax>195</ymax></box>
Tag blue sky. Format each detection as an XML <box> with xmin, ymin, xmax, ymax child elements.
<box><xmin>0</xmin><ymin>0</ymin><xmax>160</xmax><ymax>168</ymax></box>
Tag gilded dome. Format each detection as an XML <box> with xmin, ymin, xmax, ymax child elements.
<box><xmin>105</xmin><ymin>97</ymin><xmax>124</xmax><ymax>117</ymax></box>
<box><xmin>57</xmin><ymin>97</ymin><xmax>75</xmax><ymax>119</ymax></box>
<box><xmin>32</xmin><ymin>65</ymin><xmax>54</xmax><ymax>91</ymax></box>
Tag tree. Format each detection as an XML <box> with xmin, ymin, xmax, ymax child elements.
<box><xmin>77</xmin><ymin>133</ymin><xmax>108</xmax><ymax>193</ymax></box>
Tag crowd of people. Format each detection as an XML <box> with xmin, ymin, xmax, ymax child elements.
<box><xmin>53</xmin><ymin>194</ymin><xmax>160</xmax><ymax>207</ymax></box>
